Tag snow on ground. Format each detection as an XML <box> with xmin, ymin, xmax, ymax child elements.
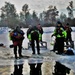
<box><xmin>0</xmin><ymin>27</ymin><xmax>75</xmax><ymax>73</ymax></box>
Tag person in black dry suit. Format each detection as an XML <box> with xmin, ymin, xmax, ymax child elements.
<box><xmin>37</xmin><ymin>24</ymin><xmax>43</xmax><ymax>45</ymax></box>
<box><xmin>51</xmin><ymin>22</ymin><xmax>67</xmax><ymax>54</ymax></box>
<box><xmin>27</xmin><ymin>26</ymin><xmax>42</xmax><ymax>54</ymax></box>
<box><xmin>64</xmin><ymin>23</ymin><xmax>73</xmax><ymax>46</ymax></box>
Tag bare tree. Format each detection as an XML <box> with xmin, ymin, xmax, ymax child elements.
<box><xmin>60</xmin><ymin>12</ymin><xmax>67</xmax><ymax>22</ymax></box>
<box><xmin>32</xmin><ymin>11</ymin><xmax>39</xmax><ymax>25</ymax></box>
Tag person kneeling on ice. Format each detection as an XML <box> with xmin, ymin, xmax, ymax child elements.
<box><xmin>9</xmin><ymin>26</ymin><xmax>24</xmax><ymax>59</ymax></box>
<box><xmin>51</xmin><ymin>22</ymin><xmax>67</xmax><ymax>54</ymax></box>
<box><xmin>27</xmin><ymin>26</ymin><xmax>42</xmax><ymax>54</ymax></box>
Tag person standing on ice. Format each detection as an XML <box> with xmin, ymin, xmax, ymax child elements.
<box><xmin>10</xmin><ymin>26</ymin><xmax>24</xmax><ymax>59</ymax></box>
<box><xmin>64</xmin><ymin>23</ymin><xmax>73</xmax><ymax>45</ymax></box>
<box><xmin>51</xmin><ymin>22</ymin><xmax>67</xmax><ymax>54</ymax></box>
<box><xmin>37</xmin><ymin>24</ymin><xmax>43</xmax><ymax>46</ymax></box>
<box><xmin>27</xmin><ymin>25</ymin><xmax>33</xmax><ymax>45</ymax></box>
<box><xmin>27</xmin><ymin>26</ymin><xmax>42</xmax><ymax>54</ymax></box>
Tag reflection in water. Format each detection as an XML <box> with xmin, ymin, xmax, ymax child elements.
<box><xmin>10</xmin><ymin>60</ymin><xmax>74</xmax><ymax>75</ymax></box>
<box><xmin>11</xmin><ymin>61</ymin><xmax>23</xmax><ymax>75</ymax></box>
<box><xmin>53</xmin><ymin>61</ymin><xmax>71</xmax><ymax>75</ymax></box>
<box><xmin>29</xmin><ymin>63</ymin><xmax>42</xmax><ymax>75</ymax></box>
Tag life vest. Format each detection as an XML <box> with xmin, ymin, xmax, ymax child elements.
<box><xmin>54</xmin><ymin>28</ymin><xmax>67</xmax><ymax>38</ymax></box>
<box><xmin>28</xmin><ymin>30</ymin><xmax>42</xmax><ymax>41</ymax></box>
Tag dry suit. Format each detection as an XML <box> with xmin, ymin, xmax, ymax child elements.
<box><xmin>10</xmin><ymin>27</ymin><xmax>24</xmax><ymax>58</ymax></box>
<box><xmin>52</xmin><ymin>27</ymin><xmax>67</xmax><ymax>54</ymax></box>
<box><xmin>27</xmin><ymin>26</ymin><xmax>42</xmax><ymax>54</ymax></box>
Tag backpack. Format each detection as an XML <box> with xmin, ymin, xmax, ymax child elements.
<box><xmin>9</xmin><ymin>31</ymin><xmax>24</xmax><ymax>41</ymax></box>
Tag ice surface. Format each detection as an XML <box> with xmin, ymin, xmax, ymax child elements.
<box><xmin>0</xmin><ymin>27</ymin><xmax>75</xmax><ymax>73</ymax></box>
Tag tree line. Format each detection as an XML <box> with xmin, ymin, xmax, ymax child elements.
<box><xmin>0</xmin><ymin>1</ymin><xmax>75</xmax><ymax>28</ymax></box>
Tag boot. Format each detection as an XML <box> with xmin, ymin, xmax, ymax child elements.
<box><xmin>37</xmin><ymin>50</ymin><xmax>40</xmax><ymax>54</ymax></box>
<box><xmin>15</xmin><ymin>54</ymin><xmax>17</xmax><ymax>59</ymax></box>
<box><xmin>32</xmin><ymin>52</ymin><xmax>35</xmax><ymax>54</ymax></box>
<box><xmin>19</xmin><ymin>54</ymin><xmax>23</xmax><ymax>58</ymax></box>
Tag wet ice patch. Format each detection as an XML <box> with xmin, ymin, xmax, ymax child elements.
<box><xmin>0</xmin><ymin>47</ymin><xmax>13</xmax><ymax>59</ymax></box>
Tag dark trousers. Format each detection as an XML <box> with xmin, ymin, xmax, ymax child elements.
<box><xmin>56</xmin><ymin>37</ymin><xmax>64</xmax><ymax>54</ymax></box>
<box><xmin>66</xmin><ymin>34</ymin><xmax>72</xmax><ymax>45</ymax></box>
<box><xmin>14</xmin><ymin>45</ymin><xmax>22</xmax><ymax>57</ymax></box>
<box><xmin>31</xmin><ymin>32</ymin><xmax>40</xmax><ymax>54</ymax></box>
<box><xmin>53</xmin><ymin>41</ymin><xmax>57</xmax><ymax>51</ymax></box>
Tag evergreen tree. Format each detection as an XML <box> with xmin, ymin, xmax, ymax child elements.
<box><xmin>32</xmin><ymin>11</ymin><xmax>39</xmax><ymax>25</ymax></box>
<box><xmin>0</xmin><ymin>2</ymin><xmax>19</xmax><ymax>28</ymax></box>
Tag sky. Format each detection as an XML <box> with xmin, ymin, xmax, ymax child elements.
<box><xmin>0</xmin><ymin>0</ymin><xmax>75</xmax><ymax>16</ymax></box>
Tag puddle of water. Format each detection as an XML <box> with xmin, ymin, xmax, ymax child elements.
<box><xmin>0</xmin><ymin>61</ymin><xmax>74</xmax><ymax>75</ymax></box>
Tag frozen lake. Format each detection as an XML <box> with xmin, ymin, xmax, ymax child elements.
<box><xmin>0</xmin><ymin>27</ymin><xmax>75</xmax><ymax>75</ymax></box>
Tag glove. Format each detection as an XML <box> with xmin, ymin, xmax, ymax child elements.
<box><xmin>51</xmin><ymin>34</ymin><xmax>54</xmax><ymax>37</ymax></box>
